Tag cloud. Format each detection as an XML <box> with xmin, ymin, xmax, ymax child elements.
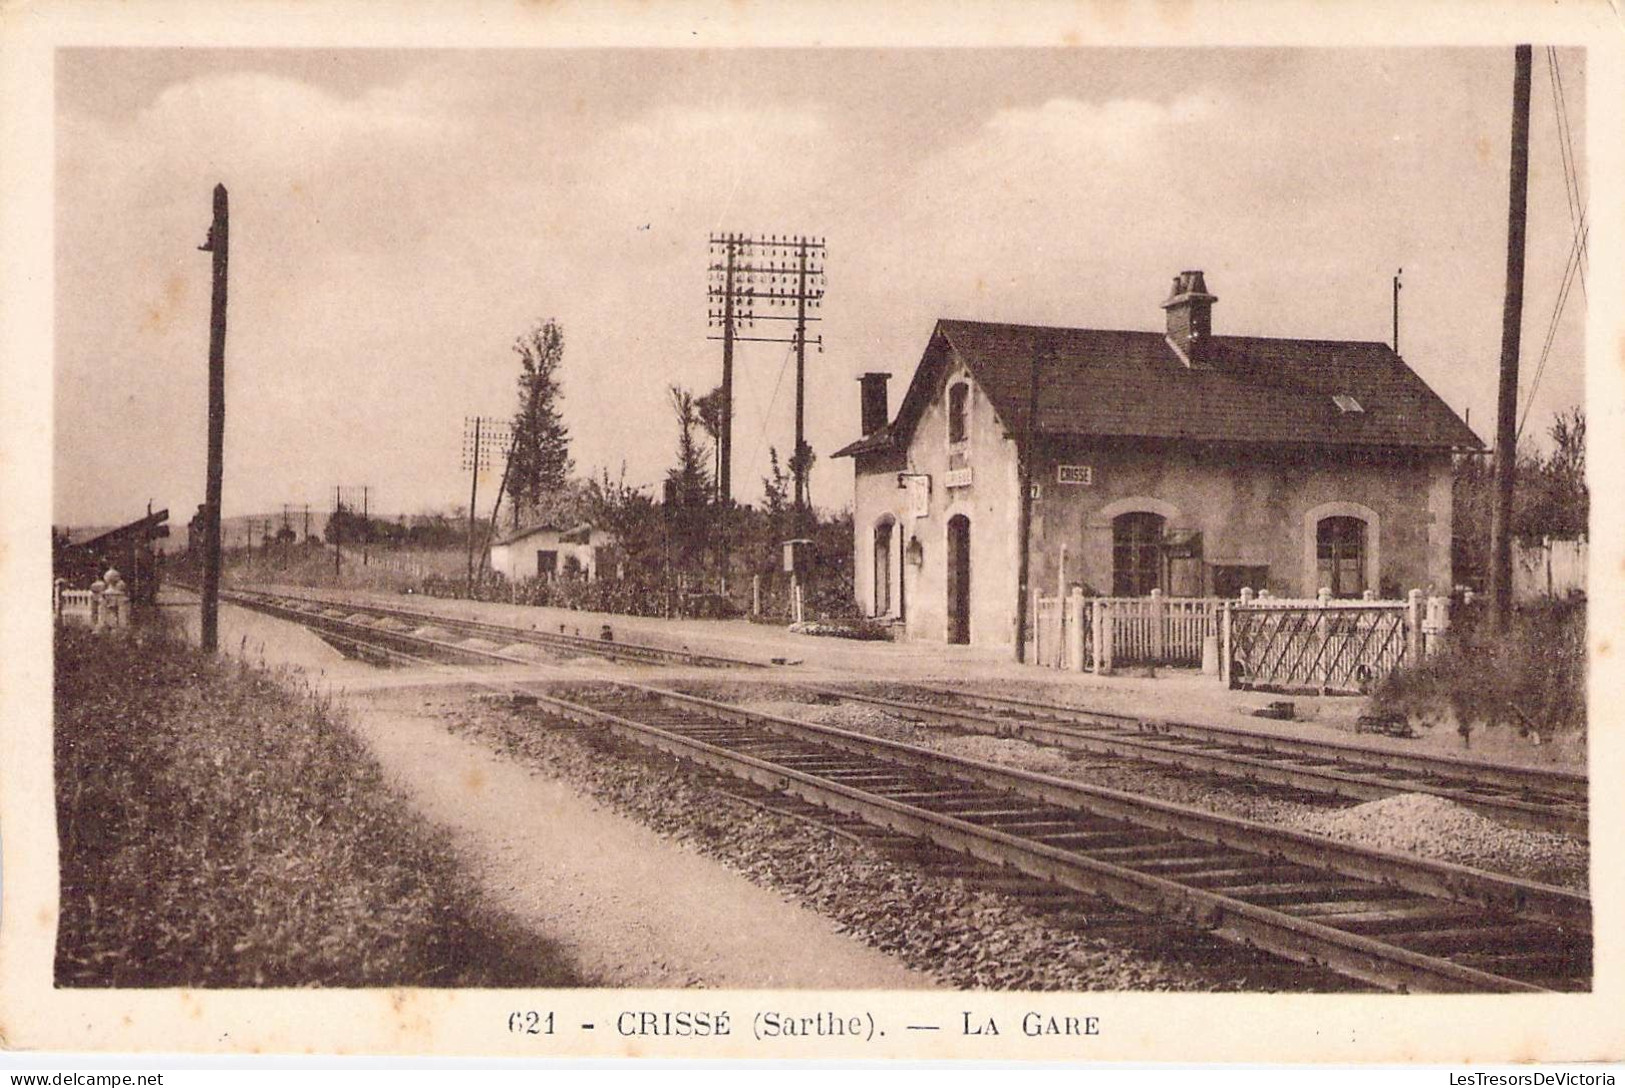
<box><xmin>984</xmin><ymin>92</ymin><xmax>1217</xmax><ymax>149</ymax></box>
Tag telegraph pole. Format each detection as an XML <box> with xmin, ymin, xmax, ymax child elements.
<box><xmin>707</xmin><ymin>233</ymin><xmax>826</xmax><ymax>509</ymax></box>
<box><xmin>1490</xmin><ymin>45</ymin><xmax>1532</xmax><ymax>633</ymax></box>
<box><xmin>467</xmin><ymin>416</ymin><xmax>482</xmax><ymax>591</ymax></box>
<box><xmin>1014</xmin><ymin>337</ymin><xmax>1043</xmax><ymax>664</ymax></box>
<box><xmin>461</xmin><ymin>417</ymin><xmax>508</xmax><ymax>592</ymax></box>
<box><xmin>718</xmin><ymin>240</ymin><xmax>737</xmax><ymax>504</ymax></box>
<box><xmin>333</xmin><ymin>486</ymin><xmax>343</xmax><ymax>577</ymax></box>
<box><xmin>198</xmin><ymin>184</ymin><xmax>228</xmax><ymax>654</ymax></box>
<box><xmin>361</xmin><ymin>485</ymin><xmax>370</xmax><ymax>567</ymax></box>
<box><xmin>1392</xmin><ymin>268</ymin><xmax>1402</xmax><ymax>355</ymax></box>
<box><xmin>793</xmin><ymin>238</ymin><xmax>811</xmax><ymax>510</ymax></box>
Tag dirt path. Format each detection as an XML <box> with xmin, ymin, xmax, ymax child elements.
<box><xmin>346</xmin><ymin>688</ymin><xmax>933</xmax><ymax>990</ymax></box>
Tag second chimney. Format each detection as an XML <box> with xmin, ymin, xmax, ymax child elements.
<box><xmin>1162</xmin><ymin>270</ymin><xmax>1217</xmax><ymax>364</ymax></box>
<box><xmin>859</xmin><ymin>372</ymin><xmax>891</xmax><ymax>436</ymax></box>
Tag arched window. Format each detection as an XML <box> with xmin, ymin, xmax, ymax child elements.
<box><xmin>1317</xmin><ymin>516</ymin><xmax>1367</xmax><ymax>598</ymax></box>
<box><xmin>873</xmin><ymin>519</ymin><xmax>894</xmax><ymax>616</ymax></box>
<box><xmin>948</xmin><ymin>382</ymin><xmax>969</xmax><ymax>444</ymax></box>
<box><xmin>1112</xmin><ymin>512</ymin><xmax>1165</xmax><ymax>597</ymax></box>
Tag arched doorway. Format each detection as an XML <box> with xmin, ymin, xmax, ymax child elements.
<box><xmin>947</xmin><ymin>514</ymin><xmax>971</xmax><ymax>644</ymax></box>
<box><xmin>1112</xmin><ymin>511</ymin><xmax>1165</xmax><ymax>596</ymax></box>
<box><xmin>873</xmin><ymin>519</ymin><xmax>894</xmax><ymax>616</ymax></box>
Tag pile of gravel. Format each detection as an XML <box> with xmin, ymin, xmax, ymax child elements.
<box><xmin>438</xmin><ymin>690</ymin><xmax>1341</xmax><ymax>992</ymax></box>
<box><xmin>735</xmin><ymin>695</ymin><xmax>1588</xmax><ymax>891</ymax></box>
<box><xmin>1281</xmin><ymin>793</ymin><xmax>1588</xmax><ymax>889</ymax></box>
<box><xmin>752</xmin><ymin>696</ymin><xmax>1318</xmax><ymax>824</ymax></box>
<box><xmin>740</xmin><ymin>699</ymin><xmax>926</xmax><ymax>744</ymax></box>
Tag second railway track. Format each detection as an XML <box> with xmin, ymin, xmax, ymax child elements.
<box><xmin>802</xmin><ymin>683</ymin><xmax>1589</xmax><ymax>838</ymax></box>
<box><xmin>218</xmin><ymin>584</ymin><xmax>1593</xmax><ymax>992</ymax></box>
<box><xmin>516</xmin><ymin>682</ymin><xmax>1590</xmax><ymax>994</ymax></box>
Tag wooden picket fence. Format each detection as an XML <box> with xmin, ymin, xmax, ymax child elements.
<box><xmin>1030</xmin><ymin>590</ymin><xmax>1218</xmax><ymax>672</ymax></box>
<box><xmin>1514</xmin><ymin>536</ymin><xmax>1587</xmax><ymax>600</ymax></box>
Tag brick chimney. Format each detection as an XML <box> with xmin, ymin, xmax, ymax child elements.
<box><xmin>1161</xmin><ymin>270</ymin><xmax>1217</xmax><ymax>365</ymax></box>
<box><xmin>858</xmin><ymin>372</ymin><xmax>891</xmax><ymax>435</ymax></box>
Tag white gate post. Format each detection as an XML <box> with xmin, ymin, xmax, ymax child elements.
<box><xmin>1220</xmin><ymin>601</ymin><xmax>1232</xmax><ymax>687</ymax></box>
<box><xmin>1406</xmin><ymin>589</ymin><xmax>1423</xmax><ymax>663</ymax></box>
<box><xmin>1091</xmin><ymin>599</ymin><xmax>1105</xmax><ymax>675</ymax></box>
<box><xmin>1150</xmin><ymin>587</ymin><xmax>1165</xmax><ymax>662</ymax></box>
<box><xmin>1100</xmin><ymin>600</ymin><xmax>1115</xmax><ymax>673</ymax></box>
<box><xmin>1066</xmin><ymin>588</ymin><xmax>1085</xmax><ymax>673</ymax></box>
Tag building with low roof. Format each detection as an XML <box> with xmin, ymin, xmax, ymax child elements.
<box><xmin>833</xmin><ymin>271</ymin><xmax>1482</xmax><ymax>647</ymax></box>
<box><xmin>488</xmin><ymin>521</ymin><xmax>615</xmax><ymax>582</ymax></box>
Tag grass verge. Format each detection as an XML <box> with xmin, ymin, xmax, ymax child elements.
<box><xmin>53</xmin><ymin>620</ymin><xmax>586</xmax><ymax>988</ymax></box>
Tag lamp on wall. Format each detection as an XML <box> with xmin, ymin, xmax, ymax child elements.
<box><xmin>906</xmin><ymin>536</ymin><xmax>924</xmax><ymax>567</ymax></box>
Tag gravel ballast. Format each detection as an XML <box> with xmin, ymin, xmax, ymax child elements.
<box><xmin>727</xmin><ymin>695</ymin><xmax>1589</xmax><ymax>892</ymax></box>
<box><xmin>1280</xmin><ymin>793</ymin><xmax>1588</xmax><ymax>888</ymax></box>
<box><xmin>442</xmin><ymin>686</ymin><xmax>1353</xmax><ymax>992</ymax></box>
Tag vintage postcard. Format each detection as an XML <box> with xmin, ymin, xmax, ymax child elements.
<box><xmin>2</xmin><ymin>0</ymin><xmax>1622</xmax><ymax>1065</ymax></box>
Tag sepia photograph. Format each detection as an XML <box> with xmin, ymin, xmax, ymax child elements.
<box><xmin>2</xmin><ymin>0</ymin><xmax>1622</xmax><ymax>1067</ymax></box>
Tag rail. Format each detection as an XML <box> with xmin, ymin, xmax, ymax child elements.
<box><xmin>518</xmin><ymin>682</ymin><xmax>1589</xmax><ymax>993</ymax></box>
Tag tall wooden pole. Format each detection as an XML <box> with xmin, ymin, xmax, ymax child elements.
<box><xmin>333</xmin><ymin>485</ymin><xmax>342</xmax><ymax>577</ymax></box>
<box><xmin>1490</xmin><ymin>44</ymin><xmax>1532</xmax><ymax>632</ymax></box>
<box><xmin>1014</xmin><ymin>336</ymin><xmax>1042</xmax><ymax>663</ymax></box>
<box><xmin>1392</xmin><ymin>268</ymin><xmax>1402</xmax><ymax>355</ymax></box>
<box><xmin>793</xmin><ymin>238</ymin><xmax>809</xmax><ymax>512</ymax></box>
<box><xmin>719</xmin><ymin>239</ymin><xmax>736</xmax><ymax>505</ymax></box>
<box><xmin>199</xmin><ymin>184</ymin><xmax>228</xmax><ymax>653</ymax></box>
<box><xmin>466</xmin><ymin>415</ymin><xmax>482</xmax><ymax>593</ymax></box>
<box><xmin>477</xmin><ymin>442</ymin><xmax>516</xmax><ymax>578</ymax></box>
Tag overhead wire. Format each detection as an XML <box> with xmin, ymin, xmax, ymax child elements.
<box><xmin>1516</xmin><ymin>49</ymin><xmax>1588</xmax><ymax>442</ymax></box>
<box><xmin>1546</xmin><ymin>48</ymin><xmax>1587</xmax><ymax>299</ymax></box>
<box><xmin>744</xmin><ymin>340</ymin><xmax>797</xmax><ymax>493</ymax></box>
<box><xmin>1519</xmin><ymin>214</ymin><xmax>1586</xmax><ymax>442</ymax></box>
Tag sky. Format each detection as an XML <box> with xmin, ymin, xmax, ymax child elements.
<box><xmin>53</xmin><ymin>47</ymin><xmax>1587</xmax><ymax>526</ymax></box>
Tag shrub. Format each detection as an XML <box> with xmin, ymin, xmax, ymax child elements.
<box><xmin>1370</xmin><ymin>598</ymin><xmax>1585</xmax><ymax>745</ymax></box>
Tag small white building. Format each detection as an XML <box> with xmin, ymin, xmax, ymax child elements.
<box><xmin>489</xmin><ymin>522</ymin><xmax>615</xmax><ymax>582</ymax></box>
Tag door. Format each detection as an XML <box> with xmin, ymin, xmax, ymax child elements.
<box><xmin>873</xmin><ymin>520</ymin><xmax>893</xmax><ymax>616</ymax></box>
<box><xmin>947</xmin><ymin>514</ymin><xmax>971</xmax><ymax>644</ymax></box>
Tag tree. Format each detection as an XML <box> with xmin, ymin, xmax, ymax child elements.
<box><xmin>1522</xmin><ymin>407</ymin><xmax>1587</xmax><ymax>539</ymax></box>
<box><xmin>1453</xmin><ymin>406</ymin><xmax>1588</xmax><ymax>589</ymax></box>
<box><xmin>666</xmin><ymin>385</ymin><xmax>712</xmax><ymax>508</ymax></box>
<box><xmin>665</xmin><ymin>385</ymin><xmax>714</xmax><ymax>575</ymax></box>
<box><xmin>695</xmin><ymin>384</ymin><xmax>727</xmax><ymax>502</ymax></box>
<box><xmin>506</xmin><ymin>319</ymin><xmax>573</xmax><ymax>526</ymax></box>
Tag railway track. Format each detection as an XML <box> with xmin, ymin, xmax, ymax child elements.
<box><xmin>222</xmin><ymin>588</ymin><xmax>772</xmax><ymax>670</ymax></box>
<box><xmin>215</xmin><ymin>587</ymin><xmax>1592</xmax><ymax>990</ymax></box>
<box><xmin>807</xmin><ymin>683</ymin><xmax>1589</xmax><ymax>839</ymax></box>
<box><xmin>518</xmin><ymin>682</ymin><xmax>1590</xmax><ymax>994</ymax></box>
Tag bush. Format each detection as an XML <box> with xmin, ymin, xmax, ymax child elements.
<box><xmin>1370</xmin><ymin>598</ymin><xmax>1585</xmax><ymax>745</ymax></box>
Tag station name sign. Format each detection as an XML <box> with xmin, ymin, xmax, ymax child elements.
<box><xmin>944</xmin><ymin>468</ymin><xmax>974</xmax><ymax>489</ymax></box>
<box><xmin>1057</xmin><ymin>464</ymin><xmax>1094</xmax><ymax>486</ymax></box>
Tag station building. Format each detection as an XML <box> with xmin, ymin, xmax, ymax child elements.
<box><xmin>833</xmin><ymin>271</ymin><xmax>1481</xmax><ymax>647</ymax></box>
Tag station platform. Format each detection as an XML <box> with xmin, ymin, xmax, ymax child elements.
<box><xmin>233</xmin><ymin>580</ymin><xmax>1583</xmax><ymax>774</ymax></box>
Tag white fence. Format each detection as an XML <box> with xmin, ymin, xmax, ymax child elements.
<box><xmin>1514</xmin><ymin>536</ymin><xmax>1586</xmax><ymax>600</ymax></box>
<box><xmin>1029</xmin><ymin>590</ymin><xmax>1220</xmax><ymax>673</ymax></box>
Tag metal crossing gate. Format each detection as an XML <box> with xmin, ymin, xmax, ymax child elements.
<box><xmin>1225</xmin><ymin>601</ymin><xmax>1421</xmax><ymax>695</ymax></box>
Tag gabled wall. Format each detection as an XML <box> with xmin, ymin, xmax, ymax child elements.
<box><xmin>852</xmin><ymin>351</ymin><xmax>1022</xmax><ymax>646</ymax></box>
